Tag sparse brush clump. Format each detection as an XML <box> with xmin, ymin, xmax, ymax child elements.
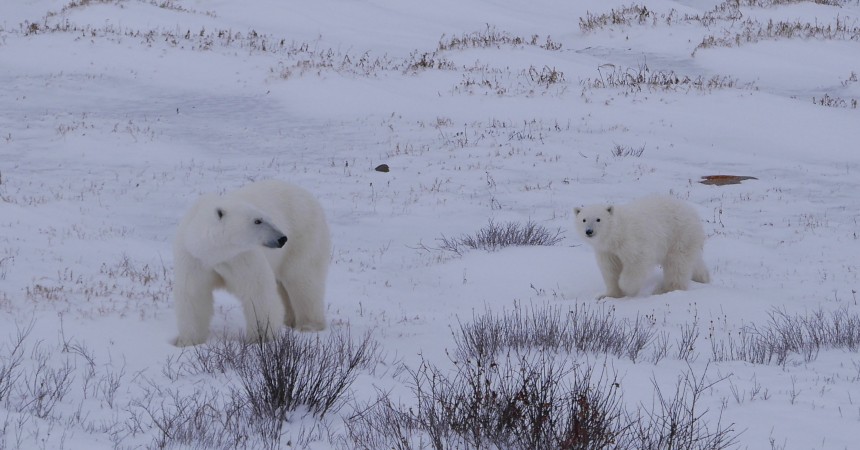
<box><xmin>579</xmin><ymin>4</ymin><xmax>658</xmax><ymax>32</ymax></box>
<box><xmin>0</xmin><ymin>323</ymin><xmax>76</xmax><ymax>421</ymax></box>
<box><xmin>711</xmin><ymin>306</ymin><xmax>860</xmax><ymax>365</ymax></box>
<box><xmin>403</xmin><ymin>51</ymin><xmax>457</xmax><ymax>72</ymax></box>
<box><xmin>347</xmin><ymin>353</ymin><xmax>625</xmax><ymax>450</ymax></box>
<box><xmin>813</xmin><ymin>94</ymin><xmax>858</xmax><ymax>109</ymax></box>
<box><xmin>180</xmin><ymin>328</ymin><xmax>380</xmax><ymax>420</ymax></box>
<box><xmin>579</xmin><ymin>0</ymin><xmax>858</xmax><ymax>59</ymax></box>
<box><xmin>436</xmin><ymin>219</ymin><xmax>564</xmax><ymax>255</ymax></box>
<box><xmin>438</xmin><ymin>24</ymin><xmax>562</xmax><ymax>52</ymax></box>
<box><xmin>346</xmin><ymin>363</ymin><xmax>739</xmax><ymax>450</ymax></box>
<box><xmin>453</xmin><ymin>302</ymin><xmax>656</xmax><ymax>364</ymax></box>
<box><xmin>54</xmin><ymin>0</ymin><xmax>214</xmax><ymax>17</ymax></box>
<box><xmin>528</xmin><ymin>65</ymin><xmax>565</xmax><ymax>87</ymax></box>
<box><xmin>580</xmin><ymin>0</ymin><xmax>854</xmax><ymax>34</ymax></box>
<box><xmin>454</xmin><ymin>64</ymin><xmax>566</xmax><ymax>97</ymax></box>
<box><xmin>732</xmin><ymin>0</ymin><xmax>848</xmax><ymax>6</ymax></box>
<box><xmin>694</xmin><ymin>16</ymin><xmax>860</xmax><ymax>54</ymax></box>
<box><xmin>344</xmin><ymin>304</ymin><xmax>739</xmax><ymax>450</ymax></box>
<box><xmin>611</xmin><ymin>144</ymin><xmax>646</xmax><ymax>158</ymax></box>
<box><xmin>26</xmin><ymin>10</ymin><xmax>562</xmax><ymax>84</ymax></box>
<box><xmin>238</xmin><ymin>328</ymin><xmax>379</xmax><ymax>420</ymax></box>
<box><xmin>0</xmin><ymin>253</ymin><xmax>13</xmax><ymax>281</ymax></box>
<box><xmin>582</xmin><ymin>63</ymin><xmax>748</xmax><ymax>94</ymax></box>
<box><xmin>0</xmin><ymin>324</ymin><xmax>29</xmax><ymax>405</ymax></box>
<box><xmin>620</xmin><ymin>366</ymin><xmax>739</xmax><ymax>450</ymax></box>
<box><xmin>135</xmin><ymin>327</ymin><xmax>381</xmax><ymax>449</ymax></box>
<box><xmin>438</xmin><ymin>26</ymin><xmax>565</xmax><ymax>96</ymax></box>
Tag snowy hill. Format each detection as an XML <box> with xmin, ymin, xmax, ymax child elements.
<box><xmin>1</xmin><ymin>0</ymin><xmax>859</xmax><ymax>448</ymax></box>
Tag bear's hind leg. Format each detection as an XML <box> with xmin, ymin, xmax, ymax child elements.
<box><xmin>658</xmin><ymin>254</ymin><xmax>694</xmax><ymax>294</ymax></box>
<box><xmin>692</xmin><ymin>255</ymin><xmax>710</xmax><ymax>284</ymax></box>
<box><xmin>281</xmin><ymin>265</ymin><xmax>327</xmax><ymax>331</ymax></box>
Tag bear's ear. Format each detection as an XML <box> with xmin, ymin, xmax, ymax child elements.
<box><xmin>606</xmin><ymin>206</ymin><xmax>613</xmax><ymax>214</ymax></box>
<box><xmin>574</xmin><ymin>207</ymin><xmax>581</xmax><ymax>216</ymax></box>
<box><xmin>216</xmin><ymin>208</ymin><xmax>224</xmax><ymax>220</ymax></box>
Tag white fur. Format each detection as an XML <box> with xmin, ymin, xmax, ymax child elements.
<box><xmin>574</xmin><ymin>195</ymin><xmax>710</xmax><ymax>299</ymax></box>
<box><xmin>172</xmin><ymin>180</ymin><xmax>331</xmax><ymax>346</ymax></box>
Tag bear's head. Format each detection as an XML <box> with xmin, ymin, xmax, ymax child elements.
<box><xmin>180</xmin><ymin>194</ymin><xmax>287</xmax><ymax>265</ymax></box>
<box><xmin>574</xmin><ymin>204</ymin><xmax>614</xmax><ymax>244</ymax></box>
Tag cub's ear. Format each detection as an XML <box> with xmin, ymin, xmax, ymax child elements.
<box><xmin>574</xmin><ymin>207</ymin><xmax>582</xmax><ymax>215</ymax></box>
<box><xmin>606</xmin><ymin>206</ymin><xmax>613</xmax><ymax>214</ymax></box>
<box><xmin>216</xmin><ymin>208</ymin><xmax>224</xmax><ymax>219</ymax></box>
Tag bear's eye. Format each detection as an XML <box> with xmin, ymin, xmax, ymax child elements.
<box><xmin>582</xmin><ymin>219</ymin><xmax>586</xmax><ymax>223</ymax></box>
<box><xmin>254</xmin><ymin>219</ymin><xmax>263</xmax><ymax>225</ymax></box>
<box><xmin>596</xmin><ymin>218</ymin><xmax>601</xmax><ymax>222</ymax></box>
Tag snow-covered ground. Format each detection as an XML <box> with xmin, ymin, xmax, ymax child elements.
<box><xmin>1</xmin><ymin>0</ymin><xmax>859</xmax><ymax>448</ymax></box>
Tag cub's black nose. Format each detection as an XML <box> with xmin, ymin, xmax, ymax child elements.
<box><xmin>276</xmin><ymin>236</ymin><xmax>288</xmax><ymax>247</ymax></box>
<box><xmin>585</xmin><ymin>229</ymin><xmax>594</xmax><ymax>237</ymax></box>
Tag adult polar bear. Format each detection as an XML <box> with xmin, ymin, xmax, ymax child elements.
<box><xmin>574</xmin><ymin>195</ymin><xmax>709</xmax><ymax>299</ymax></box>
<box><xmin>172</xmin><ymin>180</ymin><xmax>331</xmax><ymax>346</ymax></box>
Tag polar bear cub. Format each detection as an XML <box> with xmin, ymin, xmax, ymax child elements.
<box><xmin>172</xmin><ymin>180</ymin><xmax>331</xmax><ymax>346</ymax></box>
<box><xmin>574</xmin><ymin>195</ymin><xmax>710</xmax><ymax>298</ymax></box>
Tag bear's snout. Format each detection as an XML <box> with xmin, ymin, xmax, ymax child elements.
<box><xmin>262</xmin><ymin>235</ymin><xmax>288</xmax><ymax>249</ymax></box>
<box><xmin>585</xmin><ymin>228</ymin><xmax>594</xmax><ymax>237</ymax></box>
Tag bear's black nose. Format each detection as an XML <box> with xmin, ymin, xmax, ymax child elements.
<box><xmin>276</xmin><ymin>236</ymin><xmax>288</xmax><ymax>247</ymax></box>
<box><xmin>585</xmin><ymin>229</ymin><xmax>593</xmax><ymax>237</ymax></box>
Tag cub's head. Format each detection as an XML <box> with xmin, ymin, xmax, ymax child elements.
<box><xmin>179</xmin><ymin>194</ymin><xmax>287</xmax><ymax>264</ymax></box>
<box><xmin>573</xmin><ymin>204</ymin><xmax>614</xmax><ymax>244</ymax></box>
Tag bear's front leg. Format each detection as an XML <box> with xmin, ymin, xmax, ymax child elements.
<box><xmin>242</xmin><ymin>298</ymin><xmax>283</xmax><ymax>343</ymax></box>
<box><xmin>218</xmin><ymin>251</ymin><xmax>286</xmax><ymax>343</ymax></box>
<box><xmin>172</xmin><ymin>256</ymin><xmax>219</xmax><ymax>347</ymax></box>
<box><xmin>240</xmin><ymin>285</ymin><xmax>284</xmax><ymax>342</ymax></box>
<box><xmin>617</xmin><ymin>263</ymin><xmax>649</xmax><ymax>297</ymax></box>
<box><xmin>595</xmin><ymin>252</ymin><xmax>624</xmax><ymax>299</ymax></box>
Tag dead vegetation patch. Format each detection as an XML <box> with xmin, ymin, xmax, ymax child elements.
<box><xmin>699</xmin><ymin>175</ymin><xmax>758</xmax><ymax>186</ymax></box>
